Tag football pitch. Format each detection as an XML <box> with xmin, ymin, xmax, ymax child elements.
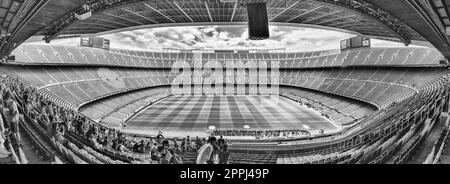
<box><xmin>124</xmin><ymin>95</ymin><xmax>339</xmax><ymax>134</ymax></box>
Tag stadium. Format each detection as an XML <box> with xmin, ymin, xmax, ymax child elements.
<box><xmin>0</xmin><ymin>0</ymin><xmax>449</xmax><ymax>165</ymax></box>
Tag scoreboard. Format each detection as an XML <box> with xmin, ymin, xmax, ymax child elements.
<box><xmin>80</xmin><ymin>36</ymin><xmax>110</xmax><ymax>50</ymax></box>
<box><xmin>340</xmin><ymin>36</ymin><xmax>370</xmax><ymax>51</ymax></box>
<box><xmin>340</xmin><ymin>39</ymin><xmax>351</xmax><ymax>50</ymax></box>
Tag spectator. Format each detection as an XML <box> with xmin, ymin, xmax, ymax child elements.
<box><xmin>117</xmin><ymin>141</ymin><xmax>127</xmax><ymax>152</ymax></box>
<box><xmin>144</xmin><ymin>141</ymin><xmax>151</xmax><ymax>154</ymax></box>
<box><xmin>219</xmin><ymin>141</ymin><xmax>229</xmax><ymax>164</ymax></box>
<box><xmin>169</xmin><ymin>149</ymin><xmax>183</xmax><ymax>164</ymax></box>
<box><xmin>180</xmin><ymin>138</ymin><xmax>186</xmax><ymax>152</ymax></box>
<box><xmin>173</xmin><ymin>139</ymin><xmax>179</xmax><ymax>150</ymax></box>
<box><xmin>81</xmin><ymin>119</ymin><xmax>90</xmax><ymax>137</ymax></box>
<box><xmin>132</xmin><ymin>142</ymin><xmax>140</xmax><ymax>153</ymax></box>
<box><xmin>54</xmin><ymin>126</ymin><xmax>65</xmax><ymax>143</ymax></box>
<box><xmin>211</xmin><ymin>140</ymin><xmax>219</xmax><ymax>164</ymax></box>
<box><xmin>186</xmin><ymin>136</ymin><xmax>191</xmax><ymax>150</ymax></box>
<box><xmin>64</xmin><ymin>111</ymin><xmax>72</xmax><ymax>132</ymax></box>
<box><xmin>218</xmin><ymin>136</ymin><xmax>225</xmax><ymax>147</ymax></box>
<box><xmin>111</xmin><ymin>140</ymin><xmax>118</xmax><ymax>151</ymax></box>
<box><xmin>159</xmin><ymin>149</ymin><xmax>170</xmax><ymax>164</ymax></box>
<box><xmin>156</xmin><ymin>131</ymin><xmax>164</xmax><ymax>143</ymax></box>
<box><xmin>4</xmin><ymin>91</ymin><xmax>21</xmax><ymax>144</ymax></box>
<box><xmin>162</xmin><ymin>139</ymin><xmax>169</xmax><ymax>148</ymax></box>
<box><xmin>102</xmin><ymin>136</ymin><xmax>110</xmax><ymax>148</ymax></box>
<box><xmin>139</xmin><ymin>140</ymin><xmax>145</xmax><ymax>153</ymax></box>
<box><xmin>0</xmin><ymin>111</ymin><xmax>11</xmax><ymax>157</ymax></box>
<box><xmin>86</xmin><ymin>125</ymin><xmax>97</xmax><ymax>140</ymax></box>
<box><xmin>196</xmin><ymin>136</ymin><xmax>216</xmax><ymax>164</ymax></box>
<box><xmin>195</xmin><ymin>136</ymin><xmax>202</xmax><ymax>149</ymax></box>
<box><xmin>201</xmin><ymin>138</ymin><xmax>206</xmax><ymax>147</ymax></box>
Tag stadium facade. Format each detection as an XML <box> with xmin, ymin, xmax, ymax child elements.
<box><xmin>0</xmin><ymin>0</ymin><xmax>449</xmax><ymax>164</ymax></box>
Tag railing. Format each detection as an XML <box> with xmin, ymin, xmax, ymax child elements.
<box><xmin>424</xmin><ymin>113</ymin><xmax>450</xmax><ymax>164</ymax></box>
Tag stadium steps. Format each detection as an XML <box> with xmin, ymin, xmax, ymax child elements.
<box><xmin>0</xmin><ymin>157</ymin><xmax>13</xmax><ymax>164</ymax></box>
<box><xmin>20</xmin><ymin>112</ymin><xmax>69</xmax><ymax>164</ymax></box>
<box><xmin>12</xmin><ymin>94</ymin><xmax>70</xmax><ymax>164</ymax></box>
<box><xmin>181</xmin><ymin>152</ymin><xmax>198</xmax><ymax>164</ymax></box>
<box><xmin>18</xmin><ymin>131</ymin><xmax>51</xmax><ymax>164</ymax></box>
<box><xmin>64</xmin><ymin>132</ymin><xmax>131</xmax><ymax>164</ymax></box>
<box><xmin>406</xmin><ymin>119</ymin><xmax>445</xmax><ymax>164</ymax></box>
<box><xmin>228</xmin><ymin>153</ymin><xmax>277</xmax><ymax>164</ymax></box>
<box><xmin>438</xmin><ymin>135</ymin><xmax>450</xmax><ymax>163</ymax></box>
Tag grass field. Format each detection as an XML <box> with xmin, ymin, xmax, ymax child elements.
<box><xmin>124</xmin><ymin>95</ymin><xmax>338</xmax><ymax>133</ymax></box>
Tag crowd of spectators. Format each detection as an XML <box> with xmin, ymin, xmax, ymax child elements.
<box><xmin>196</xmin><ymin>136</ymin><xmax>229</xmax><ymax>164</ymax></box>
<box><xmin>1</xmin><ymin>73</ymin><xmax>234</xmax><ymax>164</ymax></box>
<box><xmin>0</xmin><ymin>73</ymin><xmax>252</xmax><ymax>164</ymax></box>
<box><xmin>2</xmin><ymin>72</ymin><xmax>328</xmax><ymax>164</ymax></box>
<box><xmin>0</xmin><ymin>75</ymin><xmax>22</xmax><ymax>159</ymax></box>
<box><xmin>213</xmin><ymin>129</ymin><xmax>311</xmax><ymax>139</ymax></box>
<box><xmin>0</xmin><ymin>74</ymin><xmax>192</xmax><ymax>164</ymax></box>
<box><xmin>0</xmin><ymin>103</ymin><xmax>11</xmax><ymax>158</ymax></box>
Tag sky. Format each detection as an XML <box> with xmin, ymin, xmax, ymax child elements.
<box><xmin>29</xmin><ymin>25</ymin><xmax>415</xmax><ymax>52</ymax></box>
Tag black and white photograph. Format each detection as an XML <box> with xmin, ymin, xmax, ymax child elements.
<box><xmin>0</xmin><ymin>0</ymin><xmax>449</xmax><ymax>178</ymax></box>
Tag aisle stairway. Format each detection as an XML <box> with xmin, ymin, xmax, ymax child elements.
<box><xmin>19</xmin><ymin>132</ymin><xmax>52</xmax><ymax>164</ymax></box>
<box><xmin>407</xmin><ymin>120</ymin><xmax>445</xmax><ymax>164</ymax></box>
<box><xmin>438</xmin><ymin>135</ymin><xmax>450</xmax><ymax>163</ymax></box>
<box><xmin>0</xmin><ymin>155</ymin><xmax>13</xmax><ymax>164</ymax></box>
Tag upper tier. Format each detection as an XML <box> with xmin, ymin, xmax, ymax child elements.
<box><xmin>0</xmin><ymin>64</ymin><xmax>447</xmax><ymax>111</ymax></box>
<box><xmin>11</xmin><ymin>44</ymin><xmax>445</xmax><ymax>68</ymax></box>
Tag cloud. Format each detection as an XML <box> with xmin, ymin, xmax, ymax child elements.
<box><xmin>96</xmin><ymin>25</ymin><xmax>359</xmax><ymax>51</ymax></box>
<box><xmin>28</xmin><ymin>25</ymin><xmax>424</xmax><ymax>51</ymax></box>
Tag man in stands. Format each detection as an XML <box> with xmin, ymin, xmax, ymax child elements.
<box><xmin>81</xmin><ymin>118</ymin><xmax>90</xmax><ymax>138</ymax></box>
<box><xmin>64</xmin><ymin>110</ymin><xmax>73</xmax><ymax>132</ymax></box>
<box><xmin>54</xmin><ymin>126</ymin><xmax>65</xmax><ymax>143</ymax></box>
<box><xmin>117</xmin><ymin>141</ymin><xmax>128</xmax><ymax>152</ymax></box>
<box><xmin>38</xmin><ymin>101</ymin><xmax>49</xmax><ymax>129</ymax></box>
<box><xmin>139</xmin><ymin>140</ymin><xmax>146</xmax><ymax>153</ymax></box>
<box><xmin>150</xmin><ymin>142</ymin><xmax>159</xmax><ymax>161</ymax></box>
<box><xmin>169</xmin><ymin>149</ymin><xmax>183</xmax><ymax>164</ymax></box>
<box><xmin>45</xmin><ymin>101</ymin><xmax>55</xmax><ymax>136</ymax></box>
<box><xmin>86</xmin><ymin>125</ymin><xmax>97</xmax><ymax>139</ymax></box>
<box><xmin>156</xmin><ymin>130</ymin><xmax>164</xmax><ymax>142</ymax></box>
<box><xmin>195</xmin><ymin>136</ymin><xmax>202</xmax><ymax>149</ymax></box>
<box><xmin>159</xmin><ymin>149</ymin><xmax>170</xmax><ymax>164</ymax></box>
<box><xmin>217</xmin><ymin>140</ymin><xmax>229</xmax><ymax>164</ymax></box>
<box><xmin>180</xmin><ymin>138</ymin><xmax>186</xmax><ymax>153</ymax></box>
<box><xmin>162</xmin><ymin>138</ymin><xmax>169</xmax><ymax>149</ymax></box>
<box><xmin>0</xmin><ymin>104</ymin><xmax>11</xmax><ymax>157</ymax></box>
<box><xmin>218</xmin><ymin>135</ymin><xmax>225</xmax><ymax>147</ymax></box>
<box><xmin>144</xmin><ymin>141</ymin><xmax>151</xmax><ymax>154</ymax></box>
<box><xmin>52</xmin><ymin>107</ymin><xmax>62</xmax><ymax>137</ymax></box>
<box><xmin>186</xmin><ymin>136</ymin><xmax>191</xmax><ymax>151</ymax></box>
<box><xmin>173</xmin><ymin>139</ymin><xmax>179</xmax><ymax>150</ymax></box>
<box><xmin>21</xmin><ymin>89</ymin><xmax>29</xmax><ymax>115</ymax></box>
<box><xmin>196</xmin><ymin>136</ymin><xmax>217</xmax><ymax>164</ymax></box>
<box><xmin>132</xmin><ymin>141</ymin><xmax>140</xmax><ymax>153</ymax></box>
<box><xmin>4</xmin><ymin>91</ymin><xmax>21</xmax><ymax>145</ymax></box>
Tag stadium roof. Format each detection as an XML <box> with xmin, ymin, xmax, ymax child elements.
<box><xmin>1</xmin><ymin>0</ymin><xmax>450</xmax><ymax>60</ymax></box>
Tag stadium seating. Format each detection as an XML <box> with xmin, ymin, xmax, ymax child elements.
<box><xmin>279</xmin><ymin>68</ymin><xmax>448</xmax><ymax>109</ymax></box>
<box><xmin>280</xmin><ymin>87</ymin><xmax>376</xmax><ymax>126</ymax></box>
<box><xmin>1</xmin><ymin>72</ymin><xmax>447</xmax><ymax>164</ymax></box>
<box><xmin>1</xmin><ymin>63</ymin><xmax>446</xmax><ymax>112</ymax></box>
<box><xmin>1</xmin><ymin>44</ymin><xmax>449</xmax><ymax>165</ymax></box>
<box><xmin>79</xmin><ymin>86</ymin><xmax>171</xmax><ymax>127</ymax></box>
<box><xmin>11</xmin><ymin>44</ymin><xmax>444</xmax><ymax>68</ymax></box>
